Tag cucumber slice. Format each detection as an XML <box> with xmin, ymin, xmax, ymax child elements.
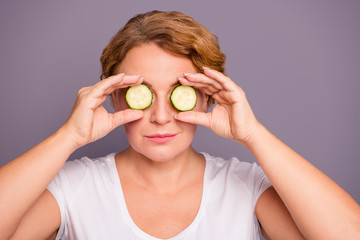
<box><xmin>170</xmin><ymin>85</ymin><xmax>197</xmax><ymax>111</ymax></box>
<box><xmin>126</xmin><ymin>84</ymin><xmax>153</xmax><ymax>110</ymax></box>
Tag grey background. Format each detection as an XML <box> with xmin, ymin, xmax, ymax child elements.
<box><xmin>0</xmin><ymin>0</ymin><xmax>359</xmax><ymax>236</ymax></box>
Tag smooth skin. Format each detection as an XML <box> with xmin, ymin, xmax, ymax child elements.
<box><xmin>176</xmin><ymin>66</ymin><xmax>360</xmax><ymax>239</ymax></box>
<box><xmin>112</xmin><ymin>44</ymin><xmax>208</xmax><ymax>238</ymax></box>
<box><xmin>1</xmin><ymin>43</ymin><xmax>359</xmax><ymax>240</ymax></box>
<box><xmin>0</xmin><ymin>74</ymin><xmax>145</xmax><ymax>239</ymax></box>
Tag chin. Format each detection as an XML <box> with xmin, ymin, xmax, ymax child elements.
<box><xmin>127</xmin><ymin>134</ymin><xmax>193</xmax><ymax>162</ymax></box>
<box><xmin>137</xmin><ymin>144</ymin><xmax>191</xmax><ymax>162</ymax></box>
<box><xmin>126</xmin><ymin>124</ymin><xmax>197</xmax><ymax>162</ymax></box>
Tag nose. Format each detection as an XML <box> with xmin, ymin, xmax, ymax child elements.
<box><xmin>149</xmin><ymin>95</ymin><xmax>174</xmax><ymax>125</ymax></box>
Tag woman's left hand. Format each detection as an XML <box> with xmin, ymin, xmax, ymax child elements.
<box><xmin>176</xmin><ymin>67</ymin><xmax>260</xmax><ymax>145</ymax></box>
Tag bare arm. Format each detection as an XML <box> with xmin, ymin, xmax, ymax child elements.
<box><xmin>256</xmin><ymin>187</ymin><xmax>305</xmax><ymax>240</ymax></box>
<box><xmin>0</xmin><ymin>73</ymin><xmax>144</xmax><ymax>239</ymax></box>
<box><xmin>0</xmin><ymin>127</ymin><xmax>76</xmax><ymax>239</ymax></box>
<box><xmin>9</xmin><ymin>189</ymin><xmax>61</xmax><ymax>240</ymax></box>
<box><xmin>245</xmin><ymin>122</ymin><xmax>360</xmax><ymax>239</ymax></box>
<box><xmin>175</xmin><ymin>67</ymin><xmax>360</xmax><ymax>239</ymax></box>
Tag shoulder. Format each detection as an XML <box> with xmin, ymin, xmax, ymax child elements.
<box><xmin>48</xmin><ymin>153</ymin><xmax>117</xmax><ymax>195</ymax></box>
<box><xmin>202</xmin><ymin>152</ymin><xmax>263</xmax><ymax>179</ymax></box>
<box><xmin>201</xmin><ymin>152</ymin><xmax>271</xmax><ymax>196</ymax></box>
<box><xmin>61</xmin><ymin>152</ymin><xmax>116</xmax><ymax>177</ymax></box>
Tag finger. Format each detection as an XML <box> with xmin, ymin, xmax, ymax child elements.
<box><xmin>76</xmin><ymin>74</ymin><xmax>142</xmax><ymax>110</ymax></box>
<box><xmin>202</xmin><ymin>67</ymin><xmax>237</xmax><ymax>91</ymax></box>
<box><xmin>177</xmin><ymin>77</ymin><xmax>216</xmax><ymax>95</ymax></box>
<box><xmin>211</xmin><ymin>91</ymin><xmax>228</xmax><ymax>105</ymax></box>
<box><xmin>182</xmin><ymin>72</ymin><xmax>223</xmax><ymax>90</ymax></box>
<box><xmin>90</xmin><ymin>74</ymin><xmax>142</xmax><ymax>99</ymax></box>
<box><xmin>98</xmin><ymin>74</ymin><xmax>143</xmax><ymax>96</ymax></box>
<box><xmin>111</xmin><ymin>109</ymin><xmax>144</xmax><ymax>130</ymax></box>
<box><xmin>175</xmin><ymin>111</ymin><xmax>210</xmax><ymax>128</ymax></box>
<box><xmin>92</xmin><ymin>73</ymin><xmax>125</xmax><ymax>90</ymax></box>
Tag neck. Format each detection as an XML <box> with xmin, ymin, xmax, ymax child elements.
<box><xmin>116</xmin><ymin>146</ymin><xmax>205</xmax><ymax>194</ymax></box>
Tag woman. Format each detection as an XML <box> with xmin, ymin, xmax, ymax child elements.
<box><xmin>1</xmin><ymin>10</ymin><xmax>359</xmax><ymax>240</ymax></box>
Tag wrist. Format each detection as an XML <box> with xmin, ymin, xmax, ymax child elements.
<box><xmin>236</xmin><ymin>121</ymin><xmax>268</xmax><ymax>149</ymax></box>
<box><xmin>56</xmin><ymin>124</ymin><xmax>83</xmax><ymax>153</ymax></box>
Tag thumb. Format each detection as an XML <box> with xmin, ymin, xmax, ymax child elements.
<box><xmin>175</xmin><ymin>111</ymin><xmax>210</xmax><ymax>128</ymax></box>
<box><xmin>112</xmin><ymin>109</ymin><xmax>143</xmax><ymax>129</ymax></box>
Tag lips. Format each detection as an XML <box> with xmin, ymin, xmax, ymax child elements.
<box><xmin>145</xmin><ymin>133</ymin><xmax>178</xmax><ymax>143</ymax></box>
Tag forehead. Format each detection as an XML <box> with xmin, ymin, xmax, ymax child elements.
<box><xmin>117</xmin><ymin>43</ymin><xmax>196</xmax><ymax>87</ymax></box>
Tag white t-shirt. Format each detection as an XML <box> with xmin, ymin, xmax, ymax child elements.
<box><xmin>47</xmin><ymin>152</ymin><xmax>271</xmax><ymax>240</ymax></box>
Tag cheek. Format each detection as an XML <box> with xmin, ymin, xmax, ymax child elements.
<box><xmin>124</xmin><ymin>120</ymin><xmax>143</xmax><ymax>146</ymax></box>
<box><xmin>186</xmin><ymin>123</ymin><xmax>197</xmax><ymax>135</ymax></box>
<box><xmin>178</xmin><ymin>120</ymin><xmax>198</xmax><ymax>139</ymax></box>
<box><xmin>180</xmin><ymin>122</ymin><xmax>198</xmax><ymax>147</ymax></box>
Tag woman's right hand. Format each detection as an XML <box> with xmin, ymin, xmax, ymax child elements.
<box><xmin>61</xmin><ymin>73</ymin><xmax>144</xmax><ymax>149</ymax></box>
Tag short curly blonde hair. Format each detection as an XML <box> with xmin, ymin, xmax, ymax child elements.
<box><xmin>100</xmin><ymin>10</ymin><xmax>226</xmax><ymax>106</ymax></box>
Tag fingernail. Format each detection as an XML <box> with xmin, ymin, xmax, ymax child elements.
<box><xmin>174</xmin><ymin>114</ymin><xmax>178</xmax><ymax>119</ymax></box>
<box><xmin>117</xmin><ymin>72</ymin><xmax>125</xmax><ymax>76</ymax></box>
<box><xmin>128</xmin><ymin>74</ymin><xmax>141</xmax><ymax>78</ymax></box>
<box><xmin>202</xmin><ymin>66</ymin><xmax>211</xmax><ymax>71</ymax></box>
<box><xmin>183</xmin><ymin>72</ymin><xmax>194</xmax><ymax>76</ymax></box>
<box><xmin>178</xmin><ymin>76</ymin><xmax>187</xmax><ymax>81</ymax></box>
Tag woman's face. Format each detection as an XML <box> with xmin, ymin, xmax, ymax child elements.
<box><xmin>115</xmin><ymin>43</ymin><xmax>208</xmax><ymax>162</ymax></box>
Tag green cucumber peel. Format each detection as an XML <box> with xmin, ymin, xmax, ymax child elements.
<box><xmin>126</xmin><ymin>84</ymin><xmax>153</xmax><ymax>110</ymax></box>
<box><xmin>170</xmin><ymin>85</ymin><xmax>197</xmax><ymax>111</ymax></box>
